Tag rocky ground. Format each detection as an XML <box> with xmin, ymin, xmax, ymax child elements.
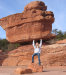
<box><xmin>0</xmin><ymin>66</ymin><xmax>66</xmax><ymax>75</ymax></box>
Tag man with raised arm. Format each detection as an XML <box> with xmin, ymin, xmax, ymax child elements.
<box><xmin>32</xmin><ymin>39</ymin><xmax>42</xmax><ymax>65</ymax></box>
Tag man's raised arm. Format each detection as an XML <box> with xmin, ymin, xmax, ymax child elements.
<box><xmin>39</xmin><ymin>39</ymin><xmax>42</xmax><ymax>47</ymax></box>
<box><xmin>32</xmin><ymin>40</ymin><xmax>35</xmax><ymax>48</ymax></box>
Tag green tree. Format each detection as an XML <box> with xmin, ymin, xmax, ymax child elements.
<box><xmin>52</xmin><ymin>29</ymin><xmax>66</xmax><ymax>41</ymax></box>
<box><xmin>52</xmin><ymin>29</ymin><xmax>58</xmax><ymax>35</ymax></box>
<box><xmin>63</xmin><ymin>32</ymin><xmax>66</xmax><ymax>39</ymax></box>
<box><xmin>8</xmin><ymin>43</ymin><xmax>20</xmax><ymax>51</ymax></box>
<box><xmin>56</xmin><ymin>30</ymin><xmax>64</xmax><ymax>40</ymax></box>
<box><xmin>0</xmin><ymin>39</ymin><xmax>20</xmax><ymax>52</ymax></box>
<box><xmin>0</xmin><ymin>39</ymin><xmax>9</xmax><ymax>51</ymax></box>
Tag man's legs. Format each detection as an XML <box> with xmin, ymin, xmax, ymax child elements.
<box><xmin>32</xmin><ymin>53</ymin><xmax>36</xmax><ymax>63</ymax></box>
<box><xmin>32</xmin><ymin>53</ymin><xmax>41</xmax><ymax>65</ymax></box>
<box><xmin>37</xmin><ymin>53</ymin><xmax>41</xmax><ymax>65</ymax></box>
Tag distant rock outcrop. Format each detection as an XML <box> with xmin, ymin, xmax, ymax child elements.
<box><xmin>0</xmin><ymin>1</ymin><xmax>55</xmax><ymax>43</ymax></box>
<box><xmin>56</xmin><ymin>39</ymin><xmax>66</xmax><ymax>44</ymax></box>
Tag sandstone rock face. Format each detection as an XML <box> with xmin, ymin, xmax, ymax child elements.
<box><xmin>1</xmin><ymin>44</ymin><xmax>66</xmax><ymax>67</ymax></box>
<box><xmin>56</xmin><ymin>39</ymin><xmax>66</xmax><ymax>44</ymax></box>
<box><xmin>0</xmin><ymin>1</ymin><xmax>54</xmax><ymax>43</ymax></box>
<box><xmin>24</xmin><ymin>1</ymin><xmax>47</xmax><ymax>11</ymax></box>
<box><xmin>2</xmin><ymin>57</ymin><xmax>18</xmax><ymax>66</ymax></box>
<box><xmin>2</xmin><ymin>45</ymin><xmax>33</xmax><ymax>66</ymax></box>
<box><xmin>41</xmin><ymin>44</ymin><xmax>66</xmax><ymax>66</ymax></box>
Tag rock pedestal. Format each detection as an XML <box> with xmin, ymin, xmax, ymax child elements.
<box><xmin>28</xmin><ymin>63</ymin><xmax>43</xmax><ymax>72</ymax></box>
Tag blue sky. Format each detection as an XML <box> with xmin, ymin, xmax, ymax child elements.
<box><xmin>0</xmin><ymin>0</ymin><xmax>66</xmax><ymax>39</ymax></box>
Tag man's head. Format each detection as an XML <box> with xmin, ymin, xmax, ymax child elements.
<box><xmin>36</xmin><ymin>42</ymin><xmax>39</xmax><ymax>47</ymax></box>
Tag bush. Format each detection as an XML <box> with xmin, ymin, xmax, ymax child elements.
<box><xmin>0</xmin><ymin>39</ymin><xmax>20</xmax><ymax>52</ymax></box>
<box><xmin>52</xmin><ymin>29</ymin><xmax>66</xmax><ymax>41</ymax></box>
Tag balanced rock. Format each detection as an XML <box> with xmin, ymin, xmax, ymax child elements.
<box><xmin>0</xmin><ymin>1</ymin><xmax>55</xmax><ymax>43</ymax></box>
<box><xmin>24</xmin><ymin>1</ymin><xmax>47</xmax><ymax>11</ymax></box>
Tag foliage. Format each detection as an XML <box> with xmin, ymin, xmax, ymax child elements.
<box><xmin>52</xmin><ymin>29</ymin><xmax>66</xmax><ymax>40</ymax></box>
<box><xmin>45</xmin><ymin>29</ymin><xmax>66</xmax><ymax>44</ymax></box>
<box><xmin>0</xmin><ymin>39</ymin><xmax>20</xmax><ymax>52</ymax></box>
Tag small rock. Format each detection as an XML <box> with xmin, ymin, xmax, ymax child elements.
<box><xmin>15</xmin><ymin>68</ymin><xmax>32</xmax><ymax>74</ymax></box>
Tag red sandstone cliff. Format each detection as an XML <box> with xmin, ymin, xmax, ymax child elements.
<box><xmin>0</xmin><ymin>44</ymin><xmax>66</xmax><ymax>66</ymax></box>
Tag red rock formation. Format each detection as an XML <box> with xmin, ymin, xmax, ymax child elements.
<box><xmin>1</xmin><ymin>44</ymin><xmax>66</xmax><ymax>66</ymax></box>
<box><xmin>56</xmin><ymin>39</ymin><xmax>66</xmax><ymax>44</ymax></box>
<box><xmin>0</xmin><ymin>1</ymin><xmax>55</xmax><ymax>43</ymax></box>
<box><xmin>15</xmin><ymin>68</ymin><xmax>32</xmax><ymax>74</ymax></box>
<box><xmin>28</xmin><ymin>63</ymin><xmax>43</xmax><ymax>72</ymax></box>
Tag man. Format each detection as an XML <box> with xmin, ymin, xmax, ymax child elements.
<box><xmin>32</xmin><ymin>39</ymin><xmax>42</xmax><ymax>65</ymax></box>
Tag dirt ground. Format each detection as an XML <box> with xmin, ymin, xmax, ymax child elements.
<box><xmin>0</xmin><ymin>66</ymin><xmax>66</xmax><ymax>75</ymax></box>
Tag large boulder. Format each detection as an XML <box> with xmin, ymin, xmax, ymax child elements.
<box><xmin>0</xmin><ymin>1</ymin><xmax>55</xmax><ymax>43</ymax></box>
<box><xmin>28</xmin><ymin>63</ymin><xmax>43</xmax><ymax>72</ymax></box>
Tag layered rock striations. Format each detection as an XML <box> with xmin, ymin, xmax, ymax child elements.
<box><xmin>1</xmin><ymin>44</ymin><xmax>66</xmax><ymax>66</ymax></box>
<box><xmin>0</xmin><ymin>1</ymin><xmax>55</xmax><ymax>43</ymax></box>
